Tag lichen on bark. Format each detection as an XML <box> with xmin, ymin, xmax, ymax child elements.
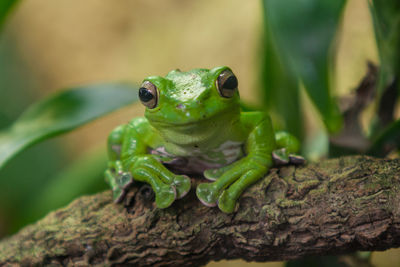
<box><xmin>1</xmin><ymin>156</ymin><xmax>400</xmax><ymax>266</ymax></box>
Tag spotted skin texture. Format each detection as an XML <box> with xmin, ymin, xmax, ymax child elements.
<box><xmin>105</xmin><ymin>66</ymin><xmax>302</xmax><ymax>213</ymax></box>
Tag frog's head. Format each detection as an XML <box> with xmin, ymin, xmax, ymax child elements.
<box><xmin>138</xmin><ymin>66</ymin><xmax>241</xmax><ymax>143</ymax></box>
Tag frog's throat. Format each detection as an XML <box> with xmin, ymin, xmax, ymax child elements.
<box><xmin>156</xmin><ymin>124</ymin><xmax>221</xmax><ymax>146</ymax></box>
<box><xmin>150</xmin><ymin>119</ymin><xmax>236</xmax><ymax>147</ymax></box>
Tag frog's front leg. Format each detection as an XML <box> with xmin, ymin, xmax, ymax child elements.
<box><xmin>106</xmin><ymin>119</ymin><xmax>191</xmax><ymax>209</ymax></box>
<box><xmin>128</xmin><ymin>155</ymin><xmax>191</xmax><ymax>208</ymax></box>
<box><xmin>196</xmin><ymin>115</ymin><xmax>275</xmax><ymax>213</ymax></box>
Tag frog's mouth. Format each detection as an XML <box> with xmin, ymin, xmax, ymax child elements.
<box><xmin>150</xmin><ymin>115</ymin><xmax>217</xmax><ymax>130</ymax></box>
<box><xmin>149</xmin><ymin>105</ymin><xmax>238</xmax><ymax>126</ymax></box>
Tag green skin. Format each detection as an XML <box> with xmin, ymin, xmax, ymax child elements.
<box><xmin>105</xmin><ymin>66</ymin><xmax>301</xmax><ymax>213</ymax></box>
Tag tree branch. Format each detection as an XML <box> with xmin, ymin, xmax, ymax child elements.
<box><xmin>1</xmin><ymin>156</ymin><xmax>400</xmax><ymax>266</ymax></box>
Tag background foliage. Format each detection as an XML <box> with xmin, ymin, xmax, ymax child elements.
<box><xmin>0</xmin><ymin>0</ymin><xmax>399</xmax><ymax>266</ymax></box>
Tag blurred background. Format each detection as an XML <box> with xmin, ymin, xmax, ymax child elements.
<box><xmin>0</xmin><ymin>0</ymin><xmax>399</xmax><ymax>266</ymax></box>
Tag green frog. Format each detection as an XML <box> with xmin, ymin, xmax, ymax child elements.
<box><xmin>105</xmin><ymin>66</ymin><xmax>304</xmax><ymax>213</ymax></box>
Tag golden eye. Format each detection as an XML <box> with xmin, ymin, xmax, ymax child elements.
<box><xmin>139</xmin><ymin>81</ymin><xmax>158</xmax><ymax>109</ymax></box>
<box><xmin>216</xmin><ymin>69</ymin><xmax>238</xmax><ymax>98</ymax></box>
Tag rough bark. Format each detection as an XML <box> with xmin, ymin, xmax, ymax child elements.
<box><xmin>1</xmin><ymin>156</ymin><xmax>400</xmax><ymax>266</ymax></box>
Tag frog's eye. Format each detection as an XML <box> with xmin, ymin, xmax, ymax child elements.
<box><xmin>216</xmin><ymin>69</ymin><xmax>238</xmax><ymax>98</ymax></box>
<box><xmin>139</xmin><ymin>81</ymin><xmax>158</xmax><ymax>109</ymax></box>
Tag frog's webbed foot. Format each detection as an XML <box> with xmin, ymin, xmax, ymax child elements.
<box><xmin>170</xmin><ymin>175</ymin><xmax>191</xmax><ymax>199</ymax></box>
<box><xmin>203</xmin><ymin>169</ymin><xmax>221</xmax><ymax>182</ymax></box>
<box><xmin>149</xmin><ymin>156</ymin><xmax>191</xmax><ymax>199</ymax></box>
<box><xmin>217</xmin><ymin>169</ymin><xmax>264</xmax><ymax>213</ymax></box>
<box><xmin>105</xmin><ymin>166</ymin><xmax>133</xmax><ymax>203</ymax></box>
<box><xmin>196</xmin><ymin>183</ymin><xmax>219</xmax><ymax>207</ymax></box>
<box><xmin>130</xmin><ymin>155</ymin><xmax>191</xmax><ymax>209</ymax></box>
<box><xmin>203</xmin><ymin>163</ymin><xmax>237</xmax><ymax>181</ymax></box>
<box><xmin>272</xmin><ymin>148</ymin><xmax>306</xmax><ymax>166</ymax></box>
<box><xmin>197</xmin><ymin>158</ymin><xmax>268</xmax><ymax>213</ymax></box>
<box><xmin>106</xmin><ymin>156</ymin><xmax>191</xmax><ymax>209</ymax></box>
<box><xmin>289</xmin><ymin>154</ymin><xmax>306</xmax><ymax>165</ymax></box>
<box><xmin>130</xmin><ymin>167</ymin><xmax>176</xmax><ymax>208</ymax></box>
<box><xmin>272</xmin><ymin>148</ymin><xmax>290</xmax><ymax>165</ymax></box>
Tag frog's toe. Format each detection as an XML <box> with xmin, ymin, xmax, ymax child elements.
<box><xmin>155</xmin><ymin>185</ymin><xmax>176</xmax><ymax>209</ymax></box>
<box><xmin>106</xmin><ymin>170</ymin><xmax>131</xmax><ymax>203</ymax></box>
<box><xmin>196</xmin><ymin>183</ymin><xmax>219</xmax><ymax>207</ymax></box>
<box><xmin>203</xmin><ymin>169</ymin><xmax>219</xmax><ymax>181</ymax></box>
<box><xmin>172</xmin><ymin>175</ymin><xmax>191</xmax><ymax>199</ymax></box>
<box><xmin>272</xmin><ymin>148</ymin><xmax>289</xmax><ymax>165</ymax></box>
<box><xmin>116</xmin><ymin>172</ymin><xmax>133</xmax><ymax>189</ymax></box>
<box><xmin>217</xmin><ymin>190</ymin><xmax>238</xmax><ymax>213</ymax></box>
<box><xmin>113</xmin><ymin>187</ymin><xmax>125</xmax><ymax>203</ymax></box>
<box><xmin>289</xmin><ymin>154</ymin><xmax>306</xmax><ymax>165</ymax></box>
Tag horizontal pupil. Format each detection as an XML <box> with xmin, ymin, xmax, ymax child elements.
<box><xmin>223</xmin><ymin>76</ymin><xmax>238</xmax><ymax>90</ymax></box>
<box><xmin>139</xmin><ymin>87</ymin><xmax>154</xmax><ymax>102</ymax></box>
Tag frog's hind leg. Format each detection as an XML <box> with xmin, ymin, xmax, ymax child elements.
<box><xmin>105</xmin><ymin>124</ymin><xmax>133</xmax><ymax>202</ymax></box>
<box><xmin>107</xmin><ymin>124</ymin><xmax>126</xmax><ymax>163</ymax></box>
<box><xmin>273</xmin><ymin>131</ymin><xmax>305</xmax><ymax>165</ymax></box>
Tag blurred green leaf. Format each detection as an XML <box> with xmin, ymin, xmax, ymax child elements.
<box><xmin>0</xmin><ymin>138</ymin><xmax>66</xmax><ymax>236</ymax></box>
<box><xmin>23</xmin><ymin>147</ymin><xmax>107</xmax><ymax>230</ymax></box>
<box><xmin>303</xmin><ymin>129</ymin><xmax>329</xmax><ymax>161</ymax></box>
<box><xmin>260</xmin><ymin>15</ymin><xmax>302</xmax><ymax>139</ymax></box>
<box><xmin>262</xmin><ymin>0</ymin><xmax>346</xmax><ymax>133</ymax></box>
<box><xmin>369</xmin><ymin>0</ymin><xmax>400</xmax><ymax>95</ymax></box>
<box><xmin>0</xmin><ymin>0</ymin><xmax>19</xmax><ymax>29</ymax></box>
<box><xmin>0</xmin><ymin>83</ymin><xmax>138</xmax><ymax>170</ymax></box>
<box><xmin>0</xmin><ymin>32</ymin><xmax>68</xmax><ymax>237</ymax></box>
<box><xmin>369</xmin><ymin>0</ymin><xmax>400</xmax><ymax>137</ymax></box>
